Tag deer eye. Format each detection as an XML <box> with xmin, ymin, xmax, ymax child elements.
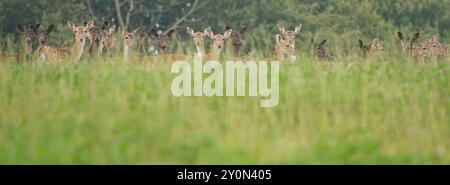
<box><xmin>126</xmin><ymin>37</ymin><xmax>129</xmax><ymax>39</ymax></box>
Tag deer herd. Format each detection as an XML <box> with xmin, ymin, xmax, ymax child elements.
<box><xmin>3</xmin><ymin>20</ymin><xmax>450</xmax><ymax>64</ymax></box>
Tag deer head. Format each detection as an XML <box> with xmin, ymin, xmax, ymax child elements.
<box><xmin>205</xmin><ymin>26</ymin><xmax>232</xmax><ymax>60</ymax></box>
<box><xmin>148</xmin><ymin>28</ymin><xmax>175</xmax><ymax>55</ymax></box>
<box><xmin>277</xmin><ymin>24</ymin><xmax>302</xmax><ymax>48</ymax></box>
<box><xmin>312</xmin><ymin>39</ymin><xmax>328</xmax><ymax>59</ymax></box>
<box><xmin>225</xmin><ymin>26</ymin><xmax>248</xmax><ymax>56</ymax></box>
<box><xmin>100</xmin><ymin>25</ymin><xmax>117</xmax><ymax>51</ymax></box>
<box><xmin>186</xmin><ymin>27</ymin><xmax>207</xmax><ymax>57</ymax></box>
<box><xmin>398</xmin><ymin>32</ymin><xmax>420</xmax><ymax>56</ymax></box>
<box><xmin>274</xmin><ymin>34</ymin><xmax>295</xmax><ymax>61</ymax></box>
<box><xmin>35</xmin><ymin>24</ymin><xmax>55</xmax><ymax>46</ymax></box>
<box><xmin>427</xmin><ymin>37</ymin><xmax>446</xmax><ymax>56</ymax></box>
<box><xmin>67</xmin><ymin>21</ymin><xmax>94</xmax><ymax>61</ymax></box>
<box><xmin>119</xmin><ymin>28</ymin><xmax>140</xmax><ymax>48</ymax></box>
<box><xmin>67</xmin><ymin>21</ymin><xmax>94</xmax><ymax>43</ymax></box>
<box><xmin>359</xmin><ymin>38</ymin><xmax>384</xmax><ymax>57</ymax></box>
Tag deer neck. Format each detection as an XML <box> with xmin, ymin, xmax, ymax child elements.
<box><xmin>22</xmin><ymin>40</ymin><xmax>33</xmax><ymax>56</ymax></box>
<box><xmin>209</xmin><ymin>44</ymin><xmax>222</xmax><ymax>60</ymax></box>
<box><xmin>124</xmin><ymin>44</ymin><xmax>130</xmax><ymax>63</ymax></box>
<box><xmin>195</xmin><ymin>42</ymin><xmax>206</xmax><ymax>57</ymax></box>
<box><xmin>71</xmin><ymin>37</ymin><xmax>86</xmax><ymax>61</ymax></box>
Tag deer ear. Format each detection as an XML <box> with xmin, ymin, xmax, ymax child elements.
<box><xmin>320</xmin><ymin>39</ymin><xmax>327</xmax><ymax>45</ymax></box>
<box><xmin>277</xmin><ymin>24</ymin><xmax>285</xmax><ymax>34</ymax></box>
<box><xmin>225</xmin><ymin>25</ymin><xmax>231</xmax><ymax>32</ymax></box>
<box><xmin>167</xmin><ymin>29</ymin><xmax>175</xmax><ymax>37</ymax></box>
<box><xmin>224</xmin><ymin>29</ymin><xmax>232</xmax><ymax>39</ymax></box>
<box><xmin>109</xmin><ymin>25</ymin><xmax>116</xmax><ymax>34</ymax></box>
<box><xmin>295</xmin><ymin>24</ymin><xmax>302</xmax><ymax>34</ymax></box>
<box><xmin>412</xmin><ymin>32</ymin><xmax>420</xmax><ymax>42</ymax></box>
<box><xmin>132</xmin><ymin>28</ymin><xmax>140</xmax><ymax>35</ymax></box>
<box><xmin>148</xmin><ymin>28</ymin><xmax>158</xmax><ymax>38</ymax></box>
<box><xmin>205</xmin><ymin>27</ymin><xmax>214</xmax><ymax>39</ymax></box>
<box><xmin>276</xmin><ymin>34</ymin><xmax>282</xmax><ymax>44</ymax></box>
<box><xmin>186</xmin><ymin>27</ymin><xmax>195</xmax><ymax>36</ymax></box>
<box><xmin>47</xmin><ymin>24</ymin><xmax>55</xmax><ymax>33</ymax></box>
<box><xmin>101</xmin><ymin>21</ymin><xmax>110</xmax><ymax>30</ymax></box>
<box><xmin>240</xmin><ymin>27</ymin><xmax>248</xmax><ymax>34</ymax></box>
<box><xmin>17</xmin><ymin>24</ymin><xmax>25</xmax><ymax>33</ymax></box>
<box><xmin>397</xmin><ymin>32</ymin><xmax>404</xmax><ymax>41</ymax></box>
<box><xmin>85</xmin><ymin>20</ymin><xmax>95</xmax><ymax>30</ymax></box>
<box><xmin>358</xmin><ymin>40</ymin><xmax>364</xmax><ymax>48</ymax></box>
<box><xmin>67</xmin><ymin>21</ymin><xmax>76</xmax><ymax>31</ymax></box>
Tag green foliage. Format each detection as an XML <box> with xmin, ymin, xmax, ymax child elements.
<box><xmin>1</xmin><ymin>0</ymin><xmax>449</xmax><ymax>53</ymax></box>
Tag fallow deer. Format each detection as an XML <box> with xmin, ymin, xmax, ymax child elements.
<box><xmin>311</xmin><ymin>39</ymin><xmax>330</xmax><ymax>60</ymax></box>
<box><xmin>397</xmin><ymin>32</ymin><xmax>420</xmax><ymax>56</ymax></box>
<box><xmin>273</xmin><ymin>34</ymin><xmax>295</xmax><ymax>62</ymax></box>
<box><xmin>17</xmin><ymin>24</ymin><xmax>40</xmax><ymax>56</ymax></box>
<box><xmin>88</xmin><ymin>21</ymin><xmax>110</xmax><ymax>57</ymax></box>
<box><xmin>205</xmin><ymin>26</ymin><xmax>232</xmax><ymax>61</ymax></box>
<box><xmin>148</xmin><ymin>27</ymin><xmax>175</xmax><ymax>55</ymax></box>
<box><xmin>98</xmin><ymin>25</ymin><xmax>117</xmax><ymax>56</ymax></box>
<box><xmin>415</xmin><ymin>37</ymin><xmax>446</xmax><ymax>64</ymax></box>
<box><xmin>277</xmin><ymin>24</ymin><xmax>302</xmax><ymax>61</ymax></box>
<box><xmin>119</xmin><ymin>27</ymin><xmax>140</xmax><ymax>63</ymax></box>
<box><xmin>144</xmin><ymin>27</ymin><xmax>188</xmax><ymax>62</ymax></box>
<box><xmin>225</xmin><ymin>26</ymin><xmax>248</xmax><ymax>57</ymax></box>
<box><xmin>186</xmin><ymin>26</ymin><xmax>208</xmax><ymax>57</ymax></box>
<box><xmin>359</xmin><ymin>38</ymin><xmax>384</xmax><ymax>60</ymax></box>
<box><xmin>36</xmin><ymin>21</ymin><xmax>94</xmax><ymax>62</ymax></box>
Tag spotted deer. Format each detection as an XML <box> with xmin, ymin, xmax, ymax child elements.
<box><xmin>397</xmin><ymin>32</ymin><xmax>420</xmax><ymax>56</ymax></box>
<box><xmin>186</xmin><ymin>26</ymin><xmax>208</xmax><ymax>57</ymax></box>
<box><xmin>98</xmin><ymin>25</ymin><xmax>117</xmax><ymax>56</ymax></box>
<box><xmin>359</xmin><ymin>38</ymin><xmax>384</xmax><ymax>60</ymax></box>
<box><xmin>225</xmin><ymin>26</ymin><xmax>248</xmax><ymax>57</ymax></box>
<box><xmin>119</xmin><ymin>28</ymin><xmax>140</xmax><ymax>63</ymax></box>
<box><xmin>17</xmin><ymin>24</ymin><xmax>40</xmax><ymax>56</ymax></box>
<box><xmin>205</xmin><ymin>26</ymin><xmax>232</xmax><ymax>61</ymax></box>
<box><xmin>277</xmin><ymin>24</ymin><xmax>302</xmax><ymax>61</ymax></box>
<box><xmin>88</xmin><ymin>21</ymin><xmax>110</xmax><ymax>57</ymax></box>
<box><xmin>36</xmin><ymin>21</ymin><xmax>94</xmax><ymax>62</ymax></box>
<box><xmin>415</xmin><ymin>37</ymin><xmax>446</xmax><ymax>64</ymax></box>
<box><xmin>273</xmin><ymin>34</ymin><xmax>295</xmax><ymax>61</ymax></box>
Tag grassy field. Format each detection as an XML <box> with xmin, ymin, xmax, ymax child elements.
<box><xmin>0</xmin><ymin>56</ymin><xmax>449</xmax><ymax>164</ymax></box>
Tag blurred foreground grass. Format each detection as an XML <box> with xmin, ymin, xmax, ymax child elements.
<box><xmin>0</xmin><ymin>56</ymin><xmax>449</xmax><ymax>164</ymax></box>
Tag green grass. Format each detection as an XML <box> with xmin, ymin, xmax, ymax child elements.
<box><xmin>0</xmin><ymin>56</ymin><xmax>449</xmax><ymax>164</ymax></box>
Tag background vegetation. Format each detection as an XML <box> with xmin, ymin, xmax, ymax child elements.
<box><xmin>1</xmin><ymin>0</ymin><xmax>450</xmax><ymax>55</ymax></box>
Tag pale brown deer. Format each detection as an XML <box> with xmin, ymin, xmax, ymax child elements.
<box><xmin>397</xmin><ymin>32</ymin><xmax>420</xmax><ymax>56</ymax></box>
<box><xmin>359</xmin><ymin>38</ymin><xmax>384</xmax><ymax>60</ymax></box>
<box><xmin>277</xmin><ymin>24</ymin><xmax>302</xmax><ymax>61</ymax></box>
<box><xmin>186</xmin><ymin>26</ymin><xmax>208</xmax><ymax>57</ymax></box>
<box><xmin>119</xmin><ymin>27</ymin><xmax>140</xmax><ymax>63</ymax></box>
<box><xmin>273</xmin><ymin>34</ymin><xmax>295</xmax><ymax>62</ymax></box>
<box><xmin>415</xmin><ymin>37</ymin><xmax>446</xmax><ymax>64</ymax></box>
<box><xmin>98</xmin><ymin>25</ymin><xmax>117</xmax><ymax>56</ymax></box>
<box><xmin>36</xmin><ymin>21</ymin><xmax>94</xmax><ymax>62</ymax></box>
<box><xmin>205</xmin><ymin>26</ymin><xmax>232</xmax><ymax>61</ymax></box>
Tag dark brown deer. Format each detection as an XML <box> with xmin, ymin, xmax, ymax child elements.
<box><xmin>17</xmin><ymin>24</ymin><xmax>40</xmax><ymax>56</ymax></box>
<box><xmin>148</xmin><ymin>27</ymin><xmax>175</xmax><ymax>55</ymax></box>
<box><xmin>312</xmin><ymin>39</ymin><xmax>329</xmax><ymax>60</ymax></box>
<box><xmin>225</xmin><ymin>26</ymin><xmax>248</xmax><ymax>57</ymax></box>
